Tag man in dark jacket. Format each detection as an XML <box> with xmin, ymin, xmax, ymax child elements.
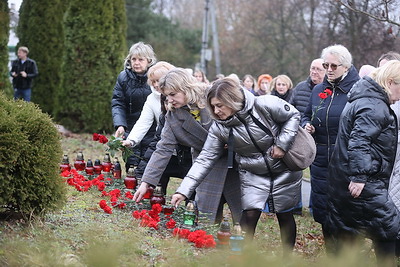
<box><xmin>290</xmin><ymin>58</ymin><xmax>324</xmax><ymax>114</ymax></box>
<box><xmin>10</xmin><ymin>46</ymin><xmax>38</xmax><ymax>102</ymax></box>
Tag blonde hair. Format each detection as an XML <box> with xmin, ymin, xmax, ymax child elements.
<box><xmin>370</xmin><ymin>60</ymin><xmax>400</xmax><ymax>96</ymax></box>
<box><xmin>159</xmin><ymin>68</ymin><xmax>208</xmax><ymax>109</ymax></box>
<box><xmin>147</xmin><ymin>61</ymin><xmax>175</xmax><ymax>86</ymax></box>
<box><xmin>270</xmin><ymin>75</ymin><xmax>293</xmax><ymax>91</ymax></box>
<box><xmin>18</xmin><ymin>46</ymin><xmax>29</xmax><ymax>54</ymax></box>
<box><xmin>124</xmin><ymin>42</ymin><xmax>157</xmax><ymax>70</ymax></box>
<box><xmin>206</xmin><ymin>77</ymin><xmax>244</xmax><ymax>120</ymax></box>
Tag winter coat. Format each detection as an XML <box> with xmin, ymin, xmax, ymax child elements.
<box><xmin>126</xmin><ymin>88</ymin><xmax>162</xmax><ymax>146</ymax></box>
<box><xmin>177</xmin><ymin>90</ymin><xmax>302</xmax><ymax>212</ymax></box>
<box><xmin>289</xmin><ymin>77</ymin><xmax>316</xmax><ymax>115</ymax></box>
<box><xmin>10</xmin><ymin>58</ymin><xmax>38</xmax><ymax>89</ymax></box>
<box><xmin>271</xmin><ymin>89</ymin><xmax>293</xmax><ymax>103</ymax></box>
<box><xmin>302</xmin><ymin>65</ymin><xmax>359</xmax><ymax>224</ymax></box>
<box><xmin>389</xmin><ymin>101</ymin><xmax>400</xmax><ymax>210</ymax></box>
<box><xmin>111</xmin><ymin>69</ymin><xmax>156</xmax><ymax>165</ymax></box>
<box><xmin>141</xmin><ymin>106</ymin><xmax>242</xmax><ymax>223</ymax></box>
<box><xmin>326</xmin><ymin>76</ymin><xmax>400</xmax><ymax>240</ymax></box>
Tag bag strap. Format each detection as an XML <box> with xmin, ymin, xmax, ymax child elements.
<box><xmin>227</xmin><ymin>128</ymin><xmax>235</xmax><ymax>168</ymax></box>
<box><xmin>235</xmin><ymin>114</ymin><xmax>273</xmax><ymax>175</ymax></box>
<box><xmin>248</xmin><ymin>110</ymin><xmax>275</xmax><ymax>138</ymax></box>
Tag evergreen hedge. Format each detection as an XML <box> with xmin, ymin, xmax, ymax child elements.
<box><xmin>17</xmin><ymin>0</ymin><xmax>65</xmax><ymax>115</ymax></box>
<box><xmin>54</xmin><ymin>0</ymin><xmax>126</xmax><ymax>133</ymax></box>
<box><xmin>0</xmin><ymin>1</ymin><xmax>12</xmax><ymax>97</ymax></box>
<box><xmin>0</xmin><ymin>92</ymin><xmax>66</xmax><ymax>216</ymax></box>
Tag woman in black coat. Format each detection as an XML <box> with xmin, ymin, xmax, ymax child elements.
<box><xmin>326</xmin><ymin>60</ymin><xmax>400</xmax><ymax>263</ymax></box>
<box><xmin>302</xmin><ymin>45</ymin><xmax>359</xmax><ymax>241</ymax></box>
<box><xmin>111</xmin><ymin>42</ymin><xmax>157</xmax><ymax>170</ymax></box>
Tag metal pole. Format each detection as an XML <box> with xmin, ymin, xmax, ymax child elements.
<box><xmin>210</xmin><ymin>0</ymin><xmax>221</xmax><ymax>75</ymax></box>
<box><xmin>200</xmin><ymin>0</ymin><xmax>210</xmax><ymax>75</ymax></box>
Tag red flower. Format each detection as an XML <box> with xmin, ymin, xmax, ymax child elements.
<box><xmin>99</xmin><ymin>200</ymin><xmax>108</xmax><ymax>209</ymax></box>
<box><xmin>311</xmin><ymin>88</ymin><xmax>333</xmax><ymax>122</ymax></box>
<box><xmin>99</xmin><ymin>135</ymin><xmax>108</xmax><ymax>144</ymax></box>
<box><xmin>97</xmin><ymin>182</ymin><xmax>106</xmax><ymax>191</ymax></box>
<box><xmin>93</xmin><ymin>133</ymin><xmax>100</xmax><ymax>141</ymax></box>
<box><xmin>188</xmin><ymin>230</ymin><xmax>207</xmax><ymax>242</ymax></box>
<box><xmin>173</xmin><ymin>228</ymin><xmax>191</xmax><ymax>239</ymax></box>
<box><xmin>318</xmin><ymin>92</ymin><xmax>328</xmax><ymax>99</ymax></box>
<box><xmin>166</xmin><ymin>218</ymin><xmax>176</xmax><ymax>229</ymax></box>
<box><xmin>151</xmin><ymin>204</ymin><xmax>162</xmax><ymax>214</ymax></box>
<box><xmin>103</xmin><ymin>206</ymin><xmax>113</xmax><ymax>214</ymax></box>
<box><xmin>118</xmin><ymin>202</ymin><xmax>126</xmax><ymax>209</ymax></box>
<box><xmin>125</xmin><ymin>191</ymin><xmax>134</xmax><ymax>199</ymax></box>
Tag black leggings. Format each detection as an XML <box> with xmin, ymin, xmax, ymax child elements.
<box><xmin>240</xmin><ymin>209</ymin><xmax>297</xmax><ymax>251</ymax></box>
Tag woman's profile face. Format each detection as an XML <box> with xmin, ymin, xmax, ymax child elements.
<box><xmin>323</xmin><ymin>54</ymin><xmax>348</xmax><ymax>81</ymax></box>
<box><xmin>388</xmin><ymin>79</ymin><xmax>400</xmax><ymax>104</ymax></box>
<box><xmin>275</xmin><ymin>78</ymin><xmax>289</xmax><ymax>95</ymax></box>
<box><xmin>194</xmin><ymin>71</ymin><xmax>204</xmax><ymax>82</ymax></box>
<box><xmin>210</xmin><ymin>97</ymin><xmax>235</xmax><ymax>120</ymax></box>
<box><xmin>130</xmin><ymin>56</ymin><xmax>150</xmax><ymax>74</ymax></box>
<box><xmin>163</xmin><ymin>88</ymin><xmax>187</xmax><ymax>109</ymax></box>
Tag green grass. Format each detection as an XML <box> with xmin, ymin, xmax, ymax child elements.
<box><xmin>0</xmin><ymin>134</ymin><xmax>386</xmax><ymax>266</ymax></box>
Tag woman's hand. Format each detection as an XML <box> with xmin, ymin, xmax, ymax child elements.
<box><xmin>133</xmin><ymin>182</ymin><xmax>149</xmax><ymax>203</ymax></box>
<box><xmin>271</xmin><ymin>145</ymin><xmax>285</xmax><ymax>159</ymax></box>
<box><xmin>114</xmin><ymin>126</ymin><xmax>125</xmax><ymax>138</ymax></box>
<box><xmin>171</xmin><ymin>193</ymin><xmax>187</xmax><ymax>208</ymax></box>
<box><xmin>122</xmin><ymin>140</ymin><xmax>132</xmax><ymax>147</ymax></box>
<box><xmin>348</xmin><ymin>181</ymin><xmax>365</xmax><ymax>198</ymax></box>
<box><xmin>304</xmin><ymin>123</ymin><xmax>315</xmax><ymax>134</ymax></box>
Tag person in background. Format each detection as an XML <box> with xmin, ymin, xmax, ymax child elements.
<box><xmin>256</xmin><ymin>74</ymin><xmax>273</xmax><ymax>95</ymax></box>
<box><xmin>326</xmin><ymin>60</ymin><xmax>400</xmax><ymax>265</ymax></box>
<box><xmin>290</xmin><ymin>58</ymin><xmax>325</xmax><ymax>114</ymax></box>
<box><xmin>302</xmin><ymin>44</ymin><xmax>359</xmax><ymax>248</ymax></box>
<box><xmin>193</xmin><ymin>69</ymin><xmax>209</xmax><ymax>84</ymax></box>
<box><xmin>377</xmin><ymin>51</ymin><xmax>400</xmax><ymax>67</ymax></box>
<box><xmin>270</xmin><ymin>74</ymin><xmax>293</xmax><ymax>102</ymax></box>
<box><xmin>171</xmin><ymin>77</ymin><xmax>302</xmax><ymax>253</ymax></box>
<box><xmin>111</xmin><ymin>42</ymin><xmax>157</xmax><ymax>170</ymax></box>
<box><xmin>242</xmin><ymin>74</ymin><xmax>257</xmax><ymax>95</ymax></box>
<box><xmin>10</xmin><ymin>46</ymin><xmax>38</xmax><ymax>102</ymax></box>
<box><xmin>133</xmin><ymin>68</ymin><xmax>242</xmax><ymax>224</ymax></box>
<box><xmin>358</xmin><ymin>64</ymin><xmax>376</xmax><ymax>78</ymax></box>
<box><xmin>289</xmin><ymin>58</ymin><xmax>325</xmax><ymax>215</ymax></box>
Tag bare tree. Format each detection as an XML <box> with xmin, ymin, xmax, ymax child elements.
<box><xmin>334</xmin><ymin>0</ymin><xmax>400</xmax><ymax>27</ymax></box>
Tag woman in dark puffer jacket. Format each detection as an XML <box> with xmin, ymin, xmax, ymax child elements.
<box><xmin>326</xmin><ymin>60</ymin><xmax>400</xmax><ymax>264</ymax></box>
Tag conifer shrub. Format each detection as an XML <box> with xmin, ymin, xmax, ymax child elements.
<box><xmin>0</xmin><ymin>93</ymin><xmax>66</xmax><ymax>217</ymax></box>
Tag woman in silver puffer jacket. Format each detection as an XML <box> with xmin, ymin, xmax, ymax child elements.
<box><xmin>172</xmin><ymin>77</ymin><xmax>302</xmax><ymax>252</ymax></box>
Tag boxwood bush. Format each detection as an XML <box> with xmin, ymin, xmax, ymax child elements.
<box><xmin>0</xmin><ymin>93</ymin><xmax>66</xmax><ymax>217</ymax></box>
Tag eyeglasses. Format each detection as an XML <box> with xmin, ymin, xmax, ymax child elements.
<box><xmin>322</xmin><ymin>62</ymin><xmax>343</xmax><ymax>70</ymax></box>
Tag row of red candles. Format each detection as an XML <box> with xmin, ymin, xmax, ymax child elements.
<box><xmin>60</xmin><ymin>152</ymin><xmax>164</xmax><ymax>205</ymax></box>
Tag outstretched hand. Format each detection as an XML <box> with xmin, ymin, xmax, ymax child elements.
<box><xmin>133</xmin><ymin>182</ymin><xmax>149</xmax><ymax>203</ymax></box>
<box><xmin>171</xmin><ymin>193</ymin><xmax>186</xmax><ymax>208</ymax></box>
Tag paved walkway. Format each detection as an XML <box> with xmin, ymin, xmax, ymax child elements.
<box><xmin>302</xmin><ymin>179</ymin><xmax>311</xmax><ymax>208</ymax></box>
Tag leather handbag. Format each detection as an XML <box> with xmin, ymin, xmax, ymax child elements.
<box><xmin>249</xmin><ymin>112</ymin><xmax>316</xmax><ymax>171</ymax></box>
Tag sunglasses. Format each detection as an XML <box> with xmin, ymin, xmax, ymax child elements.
<box><xmin>322</xmin><ymin>62</ymin><xmax>343</xmax><ymax>70</ymax></box>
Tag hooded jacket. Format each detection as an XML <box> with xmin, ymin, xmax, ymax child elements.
<box><xmin>326</xmin><ymin>76</ymin><xmax>400</xmax><ymax>240</ymax></box>
<box><xmin>177</xmin><ymin>90</ymin><xmax>303</xmax><ymax>211</ymax></box>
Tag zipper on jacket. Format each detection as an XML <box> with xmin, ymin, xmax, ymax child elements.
<box><xmin>325</xmin><ymin>87</ymin><xmax>336</xmax><ymax>161</ymax></box>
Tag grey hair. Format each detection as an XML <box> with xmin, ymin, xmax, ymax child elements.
<box><xmin>321</xmin><ymin>44</ymin><xmax>352</xmax><ymax>68</ymax></box>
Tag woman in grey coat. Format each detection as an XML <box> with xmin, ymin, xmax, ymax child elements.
<box><xmin>133</xmin><ymin>68</ymin><xmax>242</xmax><ymax>224</ymax></box>
<box><xmin>172</xmin><ymin>77</ymin><xmax>302</xmax><ymax>251</ymax></box>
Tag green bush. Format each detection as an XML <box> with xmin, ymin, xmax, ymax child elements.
<box><xmin>0</xmin><ymin>92</ymin><xmax>66</xmax><ymax>216</ymax></box>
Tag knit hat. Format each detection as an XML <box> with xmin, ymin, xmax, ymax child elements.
<box><xmin>257</xmin><ymin>74</ymin><xmax>273</xmax><ymax>88</ymax></box>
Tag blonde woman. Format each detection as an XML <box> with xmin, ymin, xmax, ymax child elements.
<box><xmin>133</xmin><ymin>68</ymin><xmax>242</xmax><ymax>224</ymax></box>
<box><xmin>270</xmin><ymin>74</ymin><xmax>293</xmax><ymax>102</ymax></box>
<box><xmin>327</xmin><ymin>60</ymin><xmax>400</xmax><ymax>263</ymax></box>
